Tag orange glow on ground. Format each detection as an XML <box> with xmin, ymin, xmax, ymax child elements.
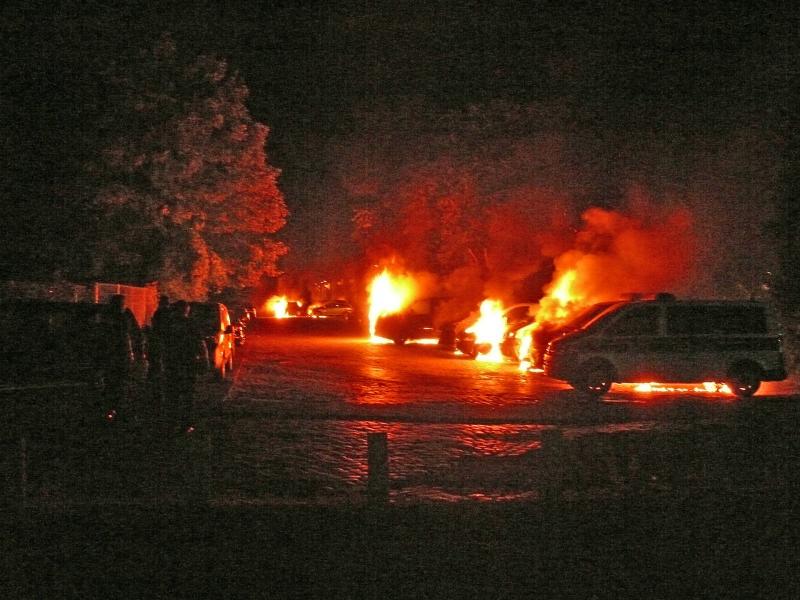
<box><xmin>466</xmin><ymin>299</ymin><xmax>507</xmax><ymax>363</ymax></box>
<box><xmin>367</xmin><ymin>268</ymin><xmax>417</xmax><ymax>341</ymax></box>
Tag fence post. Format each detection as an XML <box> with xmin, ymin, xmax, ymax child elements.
<box><xmin>367</xmin><ymin>432</ymin><xmax>389</xmax><ymax>505</ymax></box>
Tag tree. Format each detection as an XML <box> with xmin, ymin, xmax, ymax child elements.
<box><xmin>344</xmin><ymin>99</ymin><xmax>584</xmax><ymax>299</ymax></box>
<box><xmin>87</xmin><ymin>34</ymin><xmax>287</xmax><ymax>299</ymax></box>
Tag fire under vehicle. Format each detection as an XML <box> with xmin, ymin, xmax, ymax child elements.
<box><xmin>374</xmin><ymin>297</ymin><xmax>447</xmax><ymax>345</ymax></box>
<box><xmin>543</xmin><ymin>295</ymin><xmax>787</xmax><ymax>398</ymax></box>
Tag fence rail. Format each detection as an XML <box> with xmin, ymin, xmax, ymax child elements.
<box><xmin>1</xmin><ymin>279</ymin><xmax>158</xmax><ymax>325</ymax></box>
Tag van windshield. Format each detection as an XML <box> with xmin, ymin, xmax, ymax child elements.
<box><xmin>565</xmin><ymin>302</ymin><xmax>620</xmax><ymax>331</ymax></box>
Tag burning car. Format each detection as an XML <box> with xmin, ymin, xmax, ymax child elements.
<box><xmin>456</xmin><ymin>303</ymin><xmax>536</xmax><ymax>360</ymax></box>
<box><xmin>525</xmin><ymin>300</ymin><xmax>621</xmax><ymax>368</ymax></box>
<box><xmin>374</xmin><ymin>297</ymin><xmax>447</xmax><ymax>345</ymax></box>
<box><xmin>543</xmin><ymin>296</ymin><xmax>787</xmax><ymax>398</ymax></box>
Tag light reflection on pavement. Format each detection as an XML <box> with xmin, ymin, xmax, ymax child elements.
<box><xmin>215</xmin><ymin>322</ymin><xmax>799</xmax><ymax>505</ymax></box>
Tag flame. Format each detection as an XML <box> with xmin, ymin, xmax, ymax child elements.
<box><xmin>516</xmin><ymin>205</ymin><xmax>695</xmax><ymax>370</ymax></box>
<box><xmin>466</xmin><ymin>299</ymin><xmax>507</xmax><ymax>362</ymax></box>
<box><xmin>367</xmin><ymin>269</ymin><xmax>417</xmax><ymax>340</ymax></box>
<box><xmin>517</xmin><ymin>330</ymin><xmax>534</xmax><ymax>372</ymax></box>
<box><xmin>517</xmin><ymin>269</ymin><xmax>583</xmax><ymax>369</ymax></box>
<box><xmin>537</xmin><ymin>268</ymin><xmax>584</xmax><ymax>324</ymax></box>
<box><xmin>550</xmin><ymin>269</ymin><xmax>578</xmax><ymax>314</ymax></box>
<box><xmin>265</xmin><ymin>295</ymin><xmax>289</xmax><ymax>319</ymax></box>
<box><xmin>631</xmin><ymin>382</ymin><xmax>733</xmax><ymax>395</ymax></box>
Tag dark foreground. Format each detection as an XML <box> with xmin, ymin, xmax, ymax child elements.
<box><xmin>4</xmin><ymin>490</ymin><xmax>799</xmax><ymax>599</ymax></box>
<box><xmin>4</xmin><ymin>319</ymin><xmax>800</xmax><ymax>598</ymax></box>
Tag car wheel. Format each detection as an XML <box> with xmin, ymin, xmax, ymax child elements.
<box><xmin>394</xmin><ymin>337</ymin><xmax>406</xmax><ymax>346</ymax></box>
<box><xmin>726</xmin><ymin>362</ymin><xmax>761</xmax><ymax>398</ymax></box>
<box><xmin>573</xmin><ymin>360</ymin><xmax>615</xmax><ymax>398</ymax></box>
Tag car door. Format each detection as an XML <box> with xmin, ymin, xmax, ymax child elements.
<box><xmin>598</xmin><ymin>304</ymin><xmax>664</xmax><ymax>381</ymax></box>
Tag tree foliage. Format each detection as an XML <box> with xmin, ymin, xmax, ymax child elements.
<box><xmin>343</xmin><ymin>100</ymin><xmax>587</xmax><ymax>300</ymax></box>
<box><xmin>87</xmin><ymin>34</ymin><xmax>287</xmax><ymax>299</ymax></box>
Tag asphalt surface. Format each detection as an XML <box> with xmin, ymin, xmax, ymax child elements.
<box><xmin>6</xmin><ymin>317</ymin><xmax>800</xmax><ymax>598</ymax></box>
<box><xmin>212</xmin><ymin>317</ymin><xmax>800</xmax><ymax>505</ymax></box>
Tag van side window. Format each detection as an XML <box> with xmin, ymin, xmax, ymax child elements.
<box><xmin>667</xmin><ymin>305</ymin><xmax>767</xmax><ymax>335</ymax></box>
<box><xmin>603</xmin><ymin>305</ymin><xmax>659</xmax><ymax>336</ymax></box>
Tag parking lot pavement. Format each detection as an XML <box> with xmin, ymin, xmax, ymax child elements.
<box><xmin>208</xmin><ymin>327</ymin><xmax>800</xmax><ymax>505</ymax></box>
<box><xmin>4</xmin><ymin>323</ymin><xmax>798</xmax><ymax>509</ymax></box>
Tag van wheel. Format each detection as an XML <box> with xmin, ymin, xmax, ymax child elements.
<box><xmin>726</xmin><ymin>362</ymin><xmax>762</xmax><ymax>398</ymax></box>
<box><xmin>573</xmin><ymin>360</ymin><xmax>615</xmax><ymax>398</ymax></box>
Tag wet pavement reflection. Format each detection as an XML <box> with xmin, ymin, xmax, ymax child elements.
<box><xmin>215</xmin><ymin>322</ymin><xmax>800</xmax><ymax>505</ymax></box>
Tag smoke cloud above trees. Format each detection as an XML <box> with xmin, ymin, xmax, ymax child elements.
<box><xmin>304</xmin><ymin>99</ymin><xmax>779</xmax><ymax>307</ymax></box>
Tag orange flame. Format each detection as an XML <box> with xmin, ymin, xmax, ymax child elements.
<box><xmin>367</xmin><ymin>269</ymin><xmax>417</xmax><ymax>340</ymax></box>
<box><xmin>517</xmin><ymin>269</ymin><xmax>584</xmax><ymax>370</ymax></box>
<box><xmin>631</xmin><ymin>382</ymin><xmax>733</xmax><ymax>395</ymax></box>
<box><xmin>517</xmin><ymin>205</ymin><xmax>695</xmax><ymax>371</ymax></box>
<box><xmin>465</xmin><ymin>299</ymin><xmax>507</xmax><ymax>362</ymax></box>
<box><xmin>537</xmin><ymin>268</ymin><xmax>583</xmax><ymax>324</ymax></box>
<box><xmin>517</xmin><ymin>329</ymin><xmax>534</xmax><ymax>372</ymax></box>
<box><xmin>266</xmin><ymin>295</ymin><xmax>289</xmax><ymax>319</ymax></box>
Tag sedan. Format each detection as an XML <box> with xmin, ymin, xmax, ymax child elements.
<box><xmin>312</xmin><ymin>300</ymin><xmax>354</xmax><ymax>319</ymax></box>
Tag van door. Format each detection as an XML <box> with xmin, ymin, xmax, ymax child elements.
<box><xmin>597</xmin><ymin>304</ymin><xmax>664</xmax><ymax>381</ymax></box>
<box><xmin>663</xmin><ymin>304</ymin><xmax>709</xmax><ymax>381</ymax></box>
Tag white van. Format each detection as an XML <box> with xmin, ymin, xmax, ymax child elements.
<box><xmin>543</xmin><ymin>296</ymin><xmax>787</xmax><ymax>398</ymax></box>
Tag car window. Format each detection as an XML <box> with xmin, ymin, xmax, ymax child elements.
<box><xmin>603</xmin><ymin>305</ymin><xmax>660</xmax><ymax>336</ymax></box>
<box><xmin>667</xmin><ymin>304</ymin><xmax>767</xmax><ymax>335</ymax></box>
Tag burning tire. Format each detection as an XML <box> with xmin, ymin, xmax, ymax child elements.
<box><xmin>572</xmin><ymin>360</ymin><xmax>615</xmax><ymax>399</ymax></box>
<box><xmin>726</xmin><ymin>361</ymin><xmax>762</xmax><ymax>398</ymax></box>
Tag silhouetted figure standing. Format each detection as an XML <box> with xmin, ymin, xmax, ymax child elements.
<box><xmin>148</xmin><ymin>295</ymin><xmax>171</xmax><ymax>415</ymax></box>
<box><xmin>103</xmin><ymin>294</ymin><xmax>137</xmax><ymax>420</ymax></box>
<box><xmin>164</xmin><ymin>300</ymin><xmax>200</xmax><ymax>432</ymax></box>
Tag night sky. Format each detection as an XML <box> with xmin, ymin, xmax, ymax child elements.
<box><xmin>2</xmin><ymin>0</ymin><xmax>798</xmax><ymax>286</ymax></box>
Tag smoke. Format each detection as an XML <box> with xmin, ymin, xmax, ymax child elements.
<box><xmin>535</xmin><ymin>200</ymin><xmax>696</xmax><ymax>323</ymax></box>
